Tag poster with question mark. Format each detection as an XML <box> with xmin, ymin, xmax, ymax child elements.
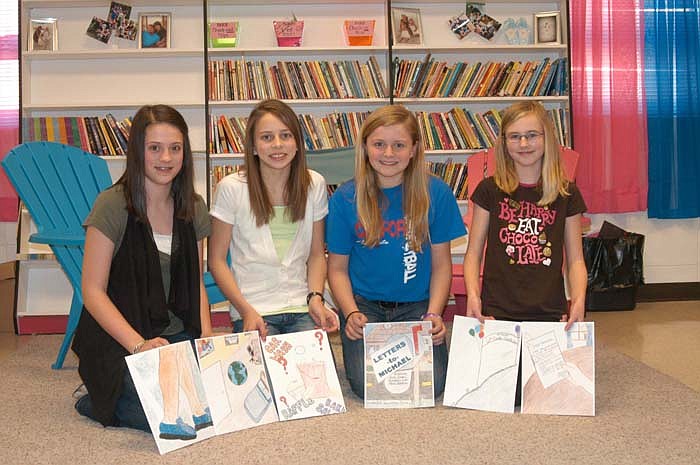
<box><xmin>262</xmin><ymin>329</ymin><xmax>346</xmax><ymax>421</ymax></box>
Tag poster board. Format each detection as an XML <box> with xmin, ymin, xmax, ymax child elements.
<box><xmin>195</xmin><ymin>331</ymin><xmax>278</xmax><ymax>435</ymax></box>
<box><xmin>443</xmin><ymin>316</ymin><xmax>521</xmax><ymax>413</ymax></box>
<box><xmin>363</xmin><ymin>321</ymin><xmax>434</xmax><ymax>408</ymax></box>
<box><xmin>126</xmin><ymin>341</ymin><xmax>215</xmax><ymax>454</ymax></box>
<box><xmin>521</xmin><ymin>321</ymin><xmax>595</xmax><ymax>416</ymax></box>
<box><xmin>262</xmin><ymin>329</ymin><xmax>346</xmax><ymax>420</ymax></box>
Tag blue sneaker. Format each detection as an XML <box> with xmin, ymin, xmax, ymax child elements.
<box><xmin>192</xmin><ymin>407</ymin><xmax>213</xmax><ymax>431</ymax></box>
<box><xmin>159</xmin><ymin>418</ymin><xmax>196</xmax><ymax>440</ymax></box>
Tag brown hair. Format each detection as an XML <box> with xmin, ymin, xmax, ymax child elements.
<box><xmin>118</xmin><ymin>104</ymin><xmax>195</xmax><ymax>222</ymax></box>
<box><xmin>243</xmin><ymin>99</ymin><xmax>311</xmax><ymax>226</ymax></box>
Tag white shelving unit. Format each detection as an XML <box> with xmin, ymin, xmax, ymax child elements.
<box><xmin>205</xmin><ymin>0</ymin><xmax>391</xmax><ymax>195</ymax></box>
<box><xmin>18</xmin><ymin>0</ymin><xmax>208</xmax><ymax>332</ymax></box>
<box><xmin>16</xmin><ymin>0</ymin><xmax>570</xmax><ymax>332</ymax></box>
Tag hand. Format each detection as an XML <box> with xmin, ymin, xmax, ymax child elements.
<box><xmin>562</xmin><ymin>300</ymin><xmax>585</xmax><ymax>330</ymax></box>
<box><xmin>308</xmin><ymin>300</ymin><xmax>339</xmax><ymax>333</ymax></box>
<box><xmin>242</xmin><ymin>313</ymin><xmax>268</xmax><ymax>339</ymax></box>
<box><xmin>137</xmin><ymin>337</ymin><xmax>169</xmax><ymax>353</ymax></box>
<box><xmin>424</xmin><ymin>315</ymin><xmax>446</xmax><ymax>345</ymax></box>
<box><xmin>466</xmin><ymin>295</ymin><xmax>493</xmax><ymax>322</ymax></box>
<box><xmin>344</xmin><ymin>311</ymin><xmax>367</xmax><ymax>341</ymax></box>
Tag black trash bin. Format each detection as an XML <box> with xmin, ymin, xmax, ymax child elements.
<box><xmin>583</xmin><ymin>221</ymin><xmax>645</xmax><ymax>311</ymax></box>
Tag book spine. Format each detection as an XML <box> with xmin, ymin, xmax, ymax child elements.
<box><xmin>106</xmin><ymin>114</ymin><xmax>128</xmax><ymax>155</ymax></box>
<box><xmin>369</xmin><ymin>55</ymin><xmax>387</xmax><ymax>97</ymax></box>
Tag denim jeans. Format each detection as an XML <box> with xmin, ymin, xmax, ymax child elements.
<box><xmin>339</xmin><ymin>295</ymin><xmax>448</xmax><ymax>400</ymax></box>
<box><xmin>75</xmin><ymin>331</ymin><xmax>194</xmax><ymax>432</ymax></box>
<box><xmin>232</xmin><ymin>312</ymin><xmax>316</xmax><ymax>335</ymax></box>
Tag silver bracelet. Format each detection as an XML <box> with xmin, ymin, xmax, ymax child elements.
<box><xmin>132</xmin><ymin>339</ymin><xmax>146</xmax><ymax>354</ymax></box>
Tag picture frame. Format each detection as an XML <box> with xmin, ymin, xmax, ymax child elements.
<box><xmin>28</xmin><ymin>18</ymin><xmax>58</xmax><ymax>51</ymax></box>
<box><xmin>534</xmin><ymin>11</ymin><xmax>561</xmax><ymax>44</ymax></box>
<box><xmin>138</xmin><ymin>13</ymin><xmax>171</xmax><ymax>49</ymax></box>
<box><xmin>391</xmin><ymin>7</ymin><xmax>423</xmax><ymax>46</ymax></box>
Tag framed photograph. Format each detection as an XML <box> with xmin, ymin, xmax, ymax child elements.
<box><xmin>391</xmin><ymin>7</ymin><xmax>423</xmax><ymax>45</ymax></box>
<box><xmin>28</xmin><ymin>18</ymin><xmax>57</xmax><ymax>51</ymax></box>
<box><xmin>138</xmin><ymin>13</ymin><xmax>171</xmax><ymax>49</ymax></box>
<box><xmin>534</xmin><ymin>11</ymin><xmax>561</xmax><ymax>44</ymax></box>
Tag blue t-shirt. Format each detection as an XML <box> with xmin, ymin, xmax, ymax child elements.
<box><xmin>326</xmin><ymin>176</ymin><xmax>466</xmax><ymax>302</ymax></box>
<box><xmin>142</xmin><ymin>30</ymin><xmax>160</xmax><ymax>47</ymax></box>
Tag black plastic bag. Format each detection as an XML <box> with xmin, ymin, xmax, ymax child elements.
<box><xmin>583</xmin><ymin>221</ymin><xmax>645</xmax><ymax>292</ymax></box>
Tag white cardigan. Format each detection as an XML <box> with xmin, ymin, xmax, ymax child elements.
<box><xmin>210</xmin><ymin>170</ymin><xmax>328</xmax><ymax>319</ymax></box>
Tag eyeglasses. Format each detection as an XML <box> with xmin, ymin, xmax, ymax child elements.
<box><xmin>505</xmin><ymin>131</ymin><xmax>544</xmax><ymax>144</ymax></box>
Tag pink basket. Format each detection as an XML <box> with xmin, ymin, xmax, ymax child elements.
<box><xmin>273</xmin><ymin>20</ymin><xmax>304</xmax><ymax>47</ymax></box>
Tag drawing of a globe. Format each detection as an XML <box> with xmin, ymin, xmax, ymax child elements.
<box><xmin>227</xmin><ymin>361</ymin><xmax>248</xmax><ymax>385</ymax></box>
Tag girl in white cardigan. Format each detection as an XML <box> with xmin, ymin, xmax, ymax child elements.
<box><xmin>208</xmin><ymin>99</ymin><xmax>338</xmax><ymax>337</ymax></box>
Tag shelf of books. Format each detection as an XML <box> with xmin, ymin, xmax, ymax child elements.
<box><xmin>17</xmin><ymin>0</ymin><xmax>209</xmax><ymax>333</ymax></box>
<box><xmin>204</xmin><ymin>0</ymin><xmax>391</xmax><ymax>215</ymax></box>
<box><xmin>390</xmin><ymin>1</ymin><xmax>571</xmax><ymax>150</ymax></box>
<box><xmin>16</xmin><ymin>0</ymin><xmax>571</xmax><ymax>332</ymax></box>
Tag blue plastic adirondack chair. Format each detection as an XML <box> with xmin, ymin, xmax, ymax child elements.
<box><xmin>2</xmin><ymin>142</ymin><xmax>113</xmax><ymax>369</ymax></box>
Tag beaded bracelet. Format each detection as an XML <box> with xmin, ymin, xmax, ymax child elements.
<box><xmin>306</xmin><ymin>291</ymin><xmax>325</xmax><ymax>305</ymax></box>
<box><xmin>345</xmin><ymin>310</ymin><xmax>362</xmax><ymax>321</ymax></box>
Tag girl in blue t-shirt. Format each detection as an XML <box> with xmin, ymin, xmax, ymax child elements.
<box><xmin>326</xmin><ymin>105</ymin><xmax>466</xmax><ymax>399</ymax></box>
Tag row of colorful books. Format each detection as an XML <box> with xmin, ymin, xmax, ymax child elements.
<box><xmin>211</xmin><ymin>159</ymin><xmax>468</xmax><ymax>200</ymax></box>
<box><xmin>23</xmin><ymin>115</ymin><xmax>133</xmax><ymax>156</ymax></box>
<box><xmin>417</xmin><ymin>107</ymin><xmax>569</xmax><ymax>151</ymax></box>
<box><xmin>211</xmin><ymin>164</ymin><xmax>241</xmax><ymax>191</ymax></box>
<box><xmin>427</xmin><ymin>159</ymin><xmax>468</xmax><ymax>200</ymax></box>
<box><xmin>208</xmin><ymin>57</ymin><xmax>387</xmax><ymax>102</ymax></box>
<box><xmin>211</xmin><ymin>107</ymin><xmax>568</xmax><ymax>154</ymax></box>
<box><xmin>210</xmin><ymin>111</ymin><xmax>371</xmax><ymax>154</ymax></box>
<box><xmin>394</xmin><ymin>55</ymin><xmax>568</xmax><ymax>99</ymax></box>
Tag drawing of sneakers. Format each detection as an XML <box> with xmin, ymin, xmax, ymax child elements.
<box><xmin>192</xmin><ymin>407</ymin><xmax>213</xmax><ymax>431</ymax></box>
<box><xmin>517</xmin><ymin>17</ymin><xmax>531</xmax><ymax>45</ymax></box>
<box><xmin>159</xmin><ymin>418</ymin><xmax>197</xmax><ymax>440</ymax></box>
<box><xmin>502</xmin><ymin>18</ymin><xmax>518</xmax><ymax>44</ymax></box>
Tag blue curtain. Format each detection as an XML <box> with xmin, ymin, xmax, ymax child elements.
<box><xmin>645</xmin><ymin>0</ymin><xmax>700</xmax><ymax>218</ymax></box>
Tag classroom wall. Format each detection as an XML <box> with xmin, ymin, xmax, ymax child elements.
<box><xmin>586</xmin><ymin>213</ymin><xmax>700</xmax><ymax>283</ymax></box>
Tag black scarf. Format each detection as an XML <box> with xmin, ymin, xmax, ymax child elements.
<box><xmin>73</xmin><ymin>211</ymin><xmax>201</xmax><ymax>427</ymax></box>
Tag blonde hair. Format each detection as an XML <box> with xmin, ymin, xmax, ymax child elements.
<box><xmin>493</xmin><ymin>101</ymin><xmax>570</xmax><ymax>206</ymax></box>
<box><xmin>242</xmin><ymin>99</ymin><xmax>311</xmax><ymax>226</ymax></box>
<box><xmin>355</xmin><ymin>105</ymin><xmax>430</xmax><ymax>251</ymax></box>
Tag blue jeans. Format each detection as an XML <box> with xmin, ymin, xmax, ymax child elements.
<box><xmin>232</xmin><ymin>312</ymin><xmax>316</xmax><ymax>335</ymax></box>
<box><xmin>75</xmin><ymin>331</ymin><xmax>194</xmax><ymax>432</ymax></box>
<box><xmin>339</xmin><ymin>295</ymin><xmax>448</xmax><ymax>400</ymax></box>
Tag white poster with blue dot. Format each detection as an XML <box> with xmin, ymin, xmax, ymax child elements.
<box><xmin>444</xmin><ymin>316</ymin><xmax>522</xmax><ymax>413</ymax></box>
<box><xmin>195</xmin><ymin>331</ymin><xmax>279</xmax><ymax>435</ymax></box>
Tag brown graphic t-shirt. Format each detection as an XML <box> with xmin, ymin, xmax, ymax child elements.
<box><xmin>471</xmin><ymin>177</ymin><xmax>587</xmax><ymax>321</ymax></box>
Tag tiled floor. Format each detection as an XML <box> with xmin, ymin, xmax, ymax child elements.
<box><xmin>1</xmin><ymin>301</ymin><xmax>698</xmax><ymax>392</ymax></box>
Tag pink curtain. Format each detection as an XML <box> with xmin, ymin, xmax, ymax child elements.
<box><xmin>0</xmin><ymin>10</ymin><xmax>18</xmax><ymax>221</ymax></box>
<box><xmin>569</xmin><ymin>0</ymin><xmax>648</xmax><ymax>213</ymax></box>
